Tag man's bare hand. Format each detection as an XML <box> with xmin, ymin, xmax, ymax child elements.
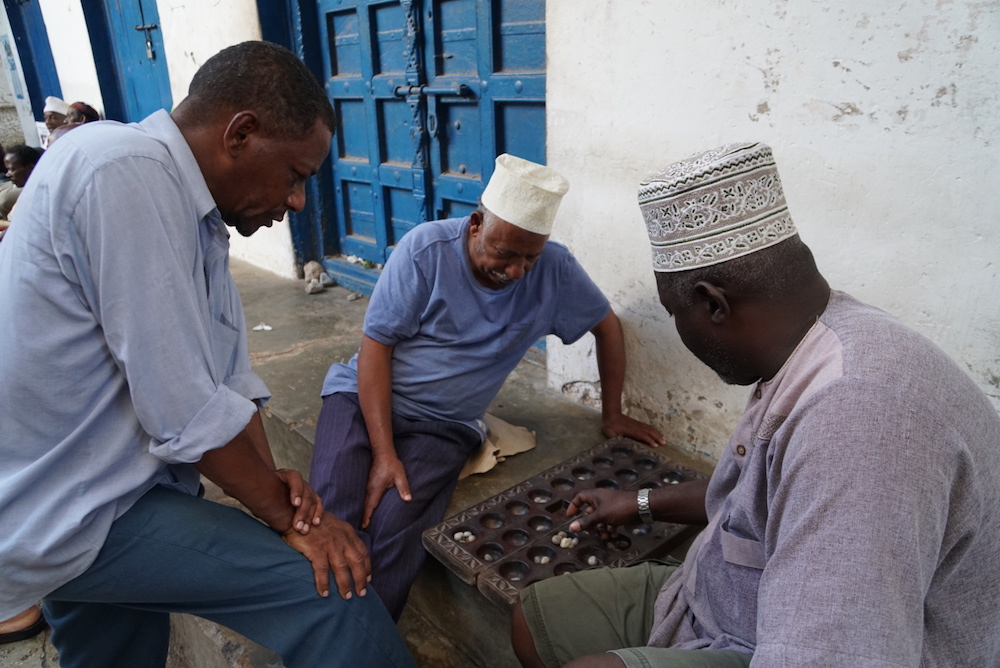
<box><xmin>275</xmin><ymin>469</ymin><xmax>324</xmax><ymax>534</ymax></box>
<box><xmin>566</xmin><ymin>488</ymin><xmax>639</xmax><ymax>539</ymax></box>
<box><xmin>282</xmin><ymin>511</ymin><xmax>371</xmax><ymax>599</ymax></box>
<box><xmin>362</xmin><ymin>453</ymin><xmax>412</xmax><ymax>529</ymax></box>
<box><xmin>602</xmin><ymin>413</ymin><xmax>665</xmax><ymax>448</ymax></box>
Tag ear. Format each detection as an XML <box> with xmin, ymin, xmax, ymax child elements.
<box><xmin>222</xmin><ymin>111</ymin><xmax>260</xmax><ymax>158</ymax></box>
<box><xmin>693</xmin><ymin>281</ymin><xmax>730</xmax><ymax>325</ymax></box>
<box><xmin>468</xmin><ymin>209</ymin><xmax>484</xmax><ymax>235</ymax></box>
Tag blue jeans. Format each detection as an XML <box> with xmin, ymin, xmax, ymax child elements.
<box><xmin>43</xmin><ymin>485</ymin><xmax>416</xmax><ymax>668</ymax></box>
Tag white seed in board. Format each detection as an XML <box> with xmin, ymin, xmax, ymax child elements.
<box><xmin>484</xmin><ymin>553</ymin><xmax>494</xmax><ymax>562</ymax></box>
<box><xmin>587</xmin><ymin>555</ymin><xmax>598</xmax><ymax>566</ymax></box>
<box><xmin>541</xmin><ymin>556</ymin><xmax>550</xmax><ymax>564</ymax></box>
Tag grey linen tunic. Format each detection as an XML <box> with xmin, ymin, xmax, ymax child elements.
<box><xmin>649</xmin><ymin>291</ymin><xmax>1000</xmax><ymax>666</ymax></box>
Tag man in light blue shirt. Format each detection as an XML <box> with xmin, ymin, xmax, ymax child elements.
<box><xmin>0</xmin><ymin>41</ymin><xmax>414</xmax><ymax>667</ymax></box>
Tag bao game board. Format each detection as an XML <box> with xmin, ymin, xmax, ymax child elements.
<box><xmin>423</xmin><ymin>437</ymin><xmax>706</xmax><ymax>608</ymax></box>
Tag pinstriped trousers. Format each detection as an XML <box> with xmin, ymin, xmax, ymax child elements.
<box><xmin>309</xmin><ymin>392</ymin><xmax>481</xmax><ymax>620</ymax></box>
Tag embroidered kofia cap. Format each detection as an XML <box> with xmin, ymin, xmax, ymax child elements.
<box><xmin>481</xmin><ymin>154</ymin><xmax>569</xmax><ymax>235</ymax></box>
<box><xmin>43</xmin><ymin>96</ymin><xmax>71</xmax><ymax>116</ymax></box>
<box><xmin>638</xmin><ymin>142</ymin><xmax>798</xmax><ymax>272</ymax></box>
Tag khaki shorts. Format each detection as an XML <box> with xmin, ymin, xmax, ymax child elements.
<box><xmin>519</xmin><ymin>562</ymin><xmax>752</xmax><ymax>668</ymax></box>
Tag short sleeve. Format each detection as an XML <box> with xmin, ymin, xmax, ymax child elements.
<box><xmin>548</xmin><ymin>247</ymin><xmax>610</xmax><ymax>344</ymax></box>
<box><xmin>65</xmin><ymin>157</ymin><xmax>257</xmax><ymax>463</ymax></box>
<box><xmin>363</xmin><ymin>232</ymin><xmax>432</xmax><ymax>346</ymax></box>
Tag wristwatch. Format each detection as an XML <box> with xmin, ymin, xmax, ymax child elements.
<box><xmin>637</xmin><ymin>488</ymin><xmax>654</xmax><ymax>525</ymax></box>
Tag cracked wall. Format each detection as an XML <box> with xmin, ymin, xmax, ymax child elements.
<box><xmin>547</xmin><ymin>0</ymin><xmax>1000</xmax><ymax>464</ymax></box>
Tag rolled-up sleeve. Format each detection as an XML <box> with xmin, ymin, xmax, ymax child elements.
<box><xmin>61</xmin><ymin>155</ymin><xmax>262</xmax><ymax>464</ymax></box>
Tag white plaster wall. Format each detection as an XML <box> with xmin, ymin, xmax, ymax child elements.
<box><xmin>546</xmin><ymin>0</ymin><xmax>1000</xmax><ymax>463</ymax></box>
<box><xmin>155</xmin><ymin>0</ymin><xmax>263</xmax><ymax>109</ymax></box>
<box><xmin>155</xmin><ymin>0</ymin><xmax>298</xmax><ymax>278</ymax></box>
<box><xmin>0</xmin><ymin>10</ymin><xmax>40</xmax><ymax>147</ymax></box>
<box><xmin>36</xmin><ymin>0</ymin><xmax>103</xmax><ymax>115</ymax></box>
<box><xmin>0</xmin><ymin>49</ymin><xmax>14</xmax><ymax>104</ymax></box>
<box><xmin>39</xmin><ymin>0</ymin><xmax>299</xmax><ymax>278</ymax></box>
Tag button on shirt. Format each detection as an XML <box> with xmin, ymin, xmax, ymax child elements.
<box><xmin>0</xmin><ymin>110</ymin><xmax>270</xmax><ymax>618</ymax></box>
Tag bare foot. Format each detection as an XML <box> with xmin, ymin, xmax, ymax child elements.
<box><xmin>0</xmin><ymin>606</ymin><xmax>42</xmax><ymax>635</ymax></box>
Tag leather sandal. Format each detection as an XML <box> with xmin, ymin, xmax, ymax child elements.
<box><xmin>0</xmin><ymin>613</ymin><xmax>48</xmax><ymax>645</ymax></box>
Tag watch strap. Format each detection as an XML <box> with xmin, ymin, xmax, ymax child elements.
<box><xmin>637</xmin><ymin>488</ymin><xmax>654</xmax><ymax>525</ymax></box>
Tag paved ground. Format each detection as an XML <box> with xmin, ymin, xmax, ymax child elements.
<box><xmin>0</xmin><ymin>623</ymin><xmax>191</xmax><ymax>667</ymax></box>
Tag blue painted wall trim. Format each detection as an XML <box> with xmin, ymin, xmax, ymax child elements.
<box><xmin>259</xmin><ymin>0</ymin><xmax>340</xmax><ymax>272</ymax></box>
<box><xmin>79</xmin><ymin>0</ymin><xmax>125</xmax><ymax>122</ymax></box>
<box><xmin>3</xmin><ymin>0</ymin><xmax>60</xmax><ymax>122</ymax></box>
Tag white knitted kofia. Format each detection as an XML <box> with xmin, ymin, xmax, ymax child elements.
<box><xmin>482</xmin><ymin>154</ymin><xmax>569</xmax><ymax>235</ymax></box>
<box><xmin>638</xmin><ymin>142</ymin><xmax>798</xmax><ymax>272</ymax></box>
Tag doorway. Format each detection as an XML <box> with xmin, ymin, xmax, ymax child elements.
<box><xmin>315</xmin><ymin>0</ymin><xmax>547</xmax><ymax>275</ymax></box>
<box><xmin>81</xmin><ymin>0</ymin><xmax>172</xmax><ymax>122</ymax></box>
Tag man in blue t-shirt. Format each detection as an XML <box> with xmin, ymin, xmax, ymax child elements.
<box><xmin>311</xmin><ymin>154</ymin><xmax>664</xmax><ymax>619</ymax></box>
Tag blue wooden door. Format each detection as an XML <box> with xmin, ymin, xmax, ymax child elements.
<box><xmin>316</xmin><ymin>0</ymin><xmax>546</xmax><ymax>264</ymax></box>
<box><xmin>102</xmin><ymin>0</ymin><xmax>172</xmax><ymax>121</ymax></box>
<box><xmin>2</xmin><ymin>0</ymin><xmax>62</xmax><ymax>123</ymax></box>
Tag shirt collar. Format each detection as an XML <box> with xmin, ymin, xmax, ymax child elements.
<box><xmin>137</xmin><ymin>109</ymin><xmax>220</xmax><ymax>225</ymax></box>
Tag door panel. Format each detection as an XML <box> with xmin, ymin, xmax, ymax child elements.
<box><xmin>103</xmin><ymin>0</ymin><xmax>172</xmax><ymax>121</ymax></box>
<box><xmin>317</xmin><ymin>0</ymin><xmax>545</xmax><ymax>264</ymax></box>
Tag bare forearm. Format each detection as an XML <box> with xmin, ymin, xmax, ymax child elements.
<box><xmin>195</xmin><ymin>412</ymin><xmax>294</xmax><ymax>532</ymax></box>
<box><xmin>649</xmin><ymin>478</ymin><xmax>710</xmax><ymax>525</ymax></box>
<box><xmin>591</xmin><ymin>311</ymin><xmax>665</xmax><ymax>446</ymax></box>
<box><xmin>593</xmin><ymin>310</ymin><xmax>626</xmax><ymax>418</ymax></box>
<box><xmin>246</xmin><ymin>407</ymin><xmax>276</xmax><ymax>469</ymax></box>
<box><xmin>356</xmin><ymin>334</ymin><xmax>397</xmax><ymax>457</ymax></box>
